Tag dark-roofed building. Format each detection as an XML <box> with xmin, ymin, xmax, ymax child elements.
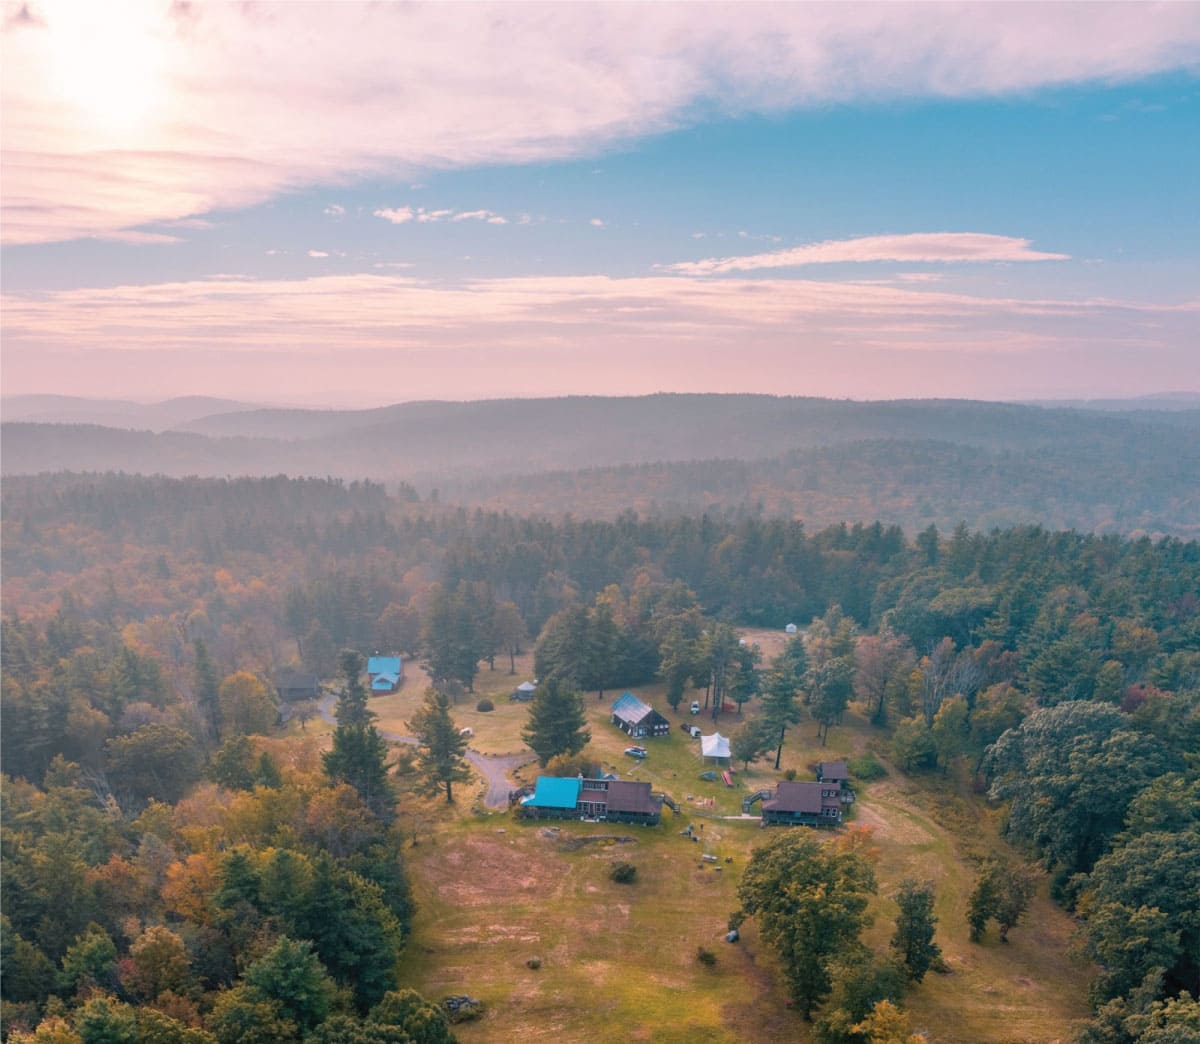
<box><xmin>611</xmin><ymin>692</ymin><xmax>670</xmax><ymax>738</ymax></box>
<box><xmin>519</xmin><ymin>775</ymin><xmax>662</xmax><ymax>825</ymax></box>
<box><xmin>277</xmin><ymin>670</ymin><xmax>320</xmax><ymax>702</ymax></box>
<box><xmin>760</xmin><ymin>781</ymin><xmax>843</xmax><ymax>828</ymax></box>
<box><xmin>816</xmin><ymin>760</ymin><xmax>855</xmax><ymax>803</ymax></box>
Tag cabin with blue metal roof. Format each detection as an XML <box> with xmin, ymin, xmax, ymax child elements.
<box><xmin>519</xmin><ymin>775</ymin><xmax>663</xmax><ymax>825</ymax></box>
<box><xmin>367</xmin><ymin>655</ymin><xmax>403</xmax><ymax>693</ymax></box>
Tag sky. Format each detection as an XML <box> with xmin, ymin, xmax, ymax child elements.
<box><xmin>2</xmin><ymin>1</ymin><xmax>1198</xmax><ymax>407</ymax></box>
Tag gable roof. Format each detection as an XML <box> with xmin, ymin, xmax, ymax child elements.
<box><xmin>611</xmin><ymin>691</ymin><xmax>653</xmax><ymax>724</ymax></box>
<box><xmin>367</xmin><ymin>655</ymin><xmax>402</xmax><ymax>676</ymax></box>
<box><xmin>763</xmin><ymin>781</ymin><xmax>827</xmax><ymax>814</ymax></box>
<box><xmin>516</xmin><ymin>681</ymin><xmax>537</xmax><ymax>692</ymax></box>
<box><xmin>818</xmin><ymin>760</ymin><xmax>849</xmax><ymax>781</ymax></box>
<box><xmin>701</xmin><ymin>733</ymin><xmax>731</xmax><ymax>759</ymax></box>
<box><xmin>371</xmin><ymin>673</ymin><xmax>400</xmax><ymax>690</ymax></box>
<box><xmin>605</xmin><ymin>780</ymin><xmax>660</xmax><ymax>816</ymax></box>
<box><xmin>523</xmin><ymin>776</ymin><xmax>582</xmax><ymax>809</ymax></box>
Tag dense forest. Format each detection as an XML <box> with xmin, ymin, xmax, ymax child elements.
<box><xmin>4</xmin><ymin>395</ymin><xmax>1198</xmax><ymax>537</ymax></box>
<box><xmin>2</xmin><ymin>471</ymin><xmax>1198</xmax><ymax>1041</ymax></box>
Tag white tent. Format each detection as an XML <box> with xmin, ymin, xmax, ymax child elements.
<box><xmin>701</xmin><ymin>732</ymin><xmax>731</xmax><ymax>761</ymax></box>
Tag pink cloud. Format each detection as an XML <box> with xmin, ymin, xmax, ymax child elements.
<box><xmin>663</xmin><ymin>233</ymin><xmax>1070</xmax><ymax>275</ymax></box>
<box><xmin>4</xmin><ymin>3</ymin><xmax>1198</xmax><ymax>244</ymax></box>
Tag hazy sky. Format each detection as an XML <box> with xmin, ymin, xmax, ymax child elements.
<box><xmin>2</xmin><ymin>1</ymin><xmax>1198</xmax><ymax>406</ymax></box>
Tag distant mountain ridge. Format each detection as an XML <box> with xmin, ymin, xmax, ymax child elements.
<box><xmin>3</xmin><ymin>394</ymin><xmax>1197</xmax><ymax>537</ymax></box>
<box><xmin>0</xmin><ymin>394</ymin><xmax>266</xmax><ymax>431</ymax></box>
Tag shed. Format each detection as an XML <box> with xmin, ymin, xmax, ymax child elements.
<box><xmin>512</xmin><ymin>681</ymin><xmax>537</xmax><ymax>701</ymax></box>
<box><xmin>611</xmin><ymin>692</ymin><xmax>670</xmax><ymax>738</ymax></box>
<box><xmin>700</xmin><ymin>732</ymin><xmax>731</xmax><ymax>763</ymax></box>
<box><xmin>277</xmin><ymin>671</ymin><xmax>320</xmax><ymax>702</ymax></box>
<box><xmin>785</xmin><ymin>623</ymin><xmax>798</xmax><ymax>635</ymax></box>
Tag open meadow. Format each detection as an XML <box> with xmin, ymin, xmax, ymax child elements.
<box><xmin>374</xmin><ymin>632</ymin><xmax>1092</xmax><ymax>1043</ymax></box>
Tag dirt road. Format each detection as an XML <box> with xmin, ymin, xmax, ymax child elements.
<box><xmin>318</xmin><ymin>694</ymin><xmax>532</xmax><ymax>808</ymax></box>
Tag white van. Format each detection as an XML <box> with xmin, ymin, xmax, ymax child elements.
<box><xmin>690</xmin><ymin>701</ymin><xmax>701</xmax><ymax>715</ymax></box>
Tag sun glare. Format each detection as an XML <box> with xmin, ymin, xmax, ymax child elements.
<box><xmin>42</xmin><ymin>0</ymin><xmax>170</xmax><ymax>142</ymax></box>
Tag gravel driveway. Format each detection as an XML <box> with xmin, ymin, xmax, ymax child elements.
<box><xmin>318</xmin><ymin>693</ymin><xmax>532</xmax><ymax>808</ymax></box>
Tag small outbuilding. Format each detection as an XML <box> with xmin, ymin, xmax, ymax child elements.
<box><xmin>611</xmin><ymin>692</ymin><xmax>670</xmax><ymax>738</ymax></box>
<box><xmin>277</xmin><ymin>670</ymin><xmax>320</xmax><ymax>702</ymax></box>
<box><xmin>785</xmin><ymin>623</ymin><xmax>798</xmax><ymax>635</ymax></box>
<box><xmin>512</xmin><ymin>681</ymin><xmax>537</xmax><ymax>701</ymax></box>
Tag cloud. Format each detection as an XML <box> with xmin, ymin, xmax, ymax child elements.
<box><xmin>6</xmin><ymin>3</ymin><xmax>1198</xmax><ymax>243</ymax></box>
<box><xmin>590</xmin><ymin>218</ymin><xmax>606</xmax><ymax>228</ymax></box>
<box><xmin>417</xmin><ymin>209</ymin><xmax>454</xmax><ymax>223</ymax></box>
<box><xmin>663</xmin><ymin>233</ymin><xmax>1071</xmax><ymax>275</ymax></box>
<box><xmin>324</xmin><ymin>204</ymin><xmax>345</xmax><ymax>217</ymax></box>
<box><xmin>307</xmin><ymin>249</ymin><xmax>329</xmax><ymax>258</ymax></box>
<box><xmin>3</xmin><ymin>272</ymin><xmax>1194</xmax><ymax>401</ymax></box>
<box><xmin>453</xmin><ymin>209</ymin><xmax>506</xmax><ymax>223</ymax></box>
<box><xmin>374</xmin><ymin>207</ymin><xmax>414</xmax><ymax>225</ymax></box>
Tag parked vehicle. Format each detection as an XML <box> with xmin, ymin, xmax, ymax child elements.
<box><xmin>624</xmin><ymin>746</ymin><xmax>648</xmax><ymax>759</ymax></box>
<box><xmin>687</xmin><ymin>725</ymin><xmax>702</xmax><ymax>738</ymax></box>
<box><xmin>690</xmin><ymin>701</ymin><xmax>701</xmax><ymax>715</ymax></box>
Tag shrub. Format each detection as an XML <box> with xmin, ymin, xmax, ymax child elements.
<box><xmin>476</xmin><ymin>698</ymin><xmax>494</xmax><ymax>712</ymax></box>
<box><xmin>848</xmin><ymin>756</ymin><xmax>887</xmax><ymax>782</ymax></box>
<box><xmin>696</xmin><ymin>947</ymin><xmax>717</xmax><ymax>966</ymax></box>
<box><xmin>525</xmin><ymin>957</ymin><xmax>542</xmax><ymax>970</ymax></box>
<box><xmin>610</xmin><ymin>862</ymin><xmax>637</xmax><ymax>884</ymax></box>
<box><xmin>783</xmin><ymin>768</ymin><xmax>797</xmax><ymax>781</ymax></box>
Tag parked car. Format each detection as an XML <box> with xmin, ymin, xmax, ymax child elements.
<box><xmin>687</xmin><ymin>725</ymin><xmax>702</xmax><ymax>739</ymax></box>
<box><xmin>690</xmin><ymin>701</ymin><xmax>701</xmax><ymax>715</ymax></box>
<box><xmin>679</xmin><ymin>721</ymin><xmax>694</xmax><ymax>734</ymax></box>
<box><xmin>624</xmin><ymin>746</ymin><xmax>648</xmax><ymax>759</ymax></box>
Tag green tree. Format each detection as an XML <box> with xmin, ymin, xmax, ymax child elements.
<box><xmin>324</xmin><ymin>651</ymin><xmax>395</xmax><ymax>823</ymax></box>
<box><xmin>812</xmin><ymin>958</ymin><xmax>907</xmax><ymax>1044</ymax></box>
<box><xmin>967</xmin><ymin>860</ymin><xmax>1036</xmax><ymax>943</ymax></box>
<box><xmin>368</xmin><ymin>988</ymin><xmax>458</xmax><ymax>1043</ymax></box>
<box><xmin>205</xmin><ymin>988</ymin><xmax>298</xmax><ymax>1044</ymax></box>
<box><xmin>407</xmin><ymin>689</ymin><xmax>473</xmax><ymax>803</ymax></box>
<box><xmin>1080</xmin><ymin>828</ymin><xmax>1200</xmax><ymax>1003</ymax></box>
<box><xmin>209</xmin><ymin>735</ymin><xmax>255</xmax><ymax>791</ymax></box>
<box><xmin>521</xmin><ymin>676</ymin><xmax>589</xmax><ymax>767</ymax></box>
<box><xmin>193</xmin><ymin>638</ymin><xmax>222</xmax><ymax>748</ymax></box>
<box><xmin>889</xmin><ymin>879</ymin><xmax>941</xmax><ymax>982</ymax></box>
<box><xmin>241</xmin><ymin>936</ymin><xmax>336</xmax><ymax>1033</ymax></box>
<box><xmin>217</xmin><ymin>672</ymin><xmax>278</xmax><ymax>738</ymax></box>
<box><xmin>493</xmin><ymin>601</ymin><xmax>527</xmax><ymax>675</ymax></box>
<box><xmin>809</xmin><ymin>657</ymin><xmax>854</xmax><ymax>746</ymax></box>
<box><xmin>760</xmin><ymin>664</ymin><xmax>804</xmax><ymax>770</ymax></box>
<box><xmin>57</xmin><ymin>924</ymin><xmax>118</xmax><ymax>998</ymax></box>
<box><xmin>657</xmin><ymin>622</ymin><xmax>697</xmax><ymax>713</ymax></box>
<box><xmin>985</xmin><ymin>702</ymin><xmax>1174</xmax><ymax>879</ymax></box>
<box><xmin>736</xmin><ymin>831</ymin><xmax>877</xmax><ymax>1018</ymax></box>
<box><xmin>930</xmin><ymin>694</ymin><xmax>969</xmax><ymax>773</ymax></box>
<box><xmin>729</xmin><ymin>717</ymin><xmax>775</xmax><ymax>770</ymax></box>
<box><xmin>105</xmin><ymin>723</ymin><xmax>203</xmax><ymax>805</ymax></box>
<box><xmin>73</xmin><ymin>995</ymin><xmax>138</xmax><ymax>1044</ymax></box>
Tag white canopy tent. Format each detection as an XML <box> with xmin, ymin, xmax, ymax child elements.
<box><xmin>701</xmin><ymin>732</ymin><xmax>731</xmax><ymax>762</ymax></box>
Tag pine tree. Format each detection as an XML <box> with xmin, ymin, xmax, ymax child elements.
<box><xmin>193</xmin><ymin>638</ymin><xmax>221</xmax><ymax>748</ymax></box>
<box><xmin>408</xmin><ymin>689</ymin><xmax>473</xmax><ymax>803</ymax></box>
<box><xmin>761</xmin><ymin>661</ymin><xmax>804</xmax><ymax>770</ymax></box>
<box><xmin>323</xmin><ymin>651</ymin><xmax>395</xmax><ymax>823</ymax></box>
<box><xmin>890</xmin><ymin>879</ymin><xmax>941</xmax><ymax>982</ymax></box>
<box><xmin>521</xmin><ymin>676</ymin><xmax>590</xmax><ymax>766</ymax></box>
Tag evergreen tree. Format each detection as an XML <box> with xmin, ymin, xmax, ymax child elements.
<box><xmin>408</xmin><ymin>689</ymin><xmax>473</xmax><ymax>803</ymax></box>
<box><xmin>890</xmin><ymin>879</ymin><xmax>941</xmax><ymax>982</ymax></box>
<box><xmin>193</xmin><ymin>638</ymin><xmax>222</xmax><ymax>748</ymax></box>
<box><xmin>521</xmin><ymin>676</ymin><xmax>590</xmax><ymax>767</ymax></box>
<box><xmin>761</xmin><ymin>659</ymin><xmax>804</xmax><ymax>770</ymax></box>
<box><xmin>323</xmin><ymin>651</ymin><xmax>395</xmax><ymax>823</ymax></box>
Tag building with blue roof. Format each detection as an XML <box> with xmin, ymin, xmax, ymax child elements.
<box><xmin>519</xmin><ymin>775</ymin><xmax>662</xmax><ymax>825</ymax></box>
<box><xmin>366</xmin><ymin>655</ymin><xmax>403</xmax><ymax>693</ymax></box>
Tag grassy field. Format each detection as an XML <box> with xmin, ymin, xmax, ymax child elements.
<box><xmin>377</xmin><ymin>627</ymin><xmax>1092</xmax><ymax>1043</ymax></box>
